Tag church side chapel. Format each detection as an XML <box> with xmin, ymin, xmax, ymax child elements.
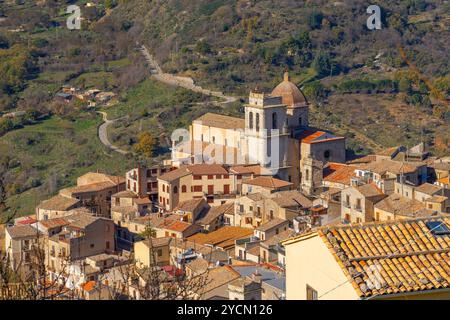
<box><xmin>172</xmin><ymin>72</ymin><xmax>346</xmax><ymax>195</ymax></box>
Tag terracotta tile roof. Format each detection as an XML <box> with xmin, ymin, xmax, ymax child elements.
<box><xmin>297</xmin><ymin>129</ymin><xmax>345</xmax><ymax>144</ymax></box>
<box><xmin>169</xmin><ymin>239</ymin><xmax>212</xmax><ymax>255</ymax></box>
<box><xmin>375</xmin><ymin>194</ymin><xmax>435</xmax><ymax>217</ymax></box>
<box><xmin>174</xmin><ymin>198</ymin><xmax>206</xmax><ymax>213</ymax></box>
<box><xmin>317</xmin><ymin>217</ymin><xmax>450</xmax><ymax>298</ymax></box>
<box><xmin>426</xmin><ymin>195</ymin><xmax>448</xmax><ymax>203</ymax></box>
<box><xmin>187</xmin><ymin>226</ymin><xmax>253</xmax><ymax>250</ymax></box>
<box><xmin>437</xmin><ymin>177</ymin><xmax>449</xmax><ymax>186</ymax></box>
<box><xmin>142</xmin><ymin>237</ymin><xmax>172</xmax><ymax>248</ymax></box>
<box><xmin>323</xmin><ymin>163</ymin><xmax>356</xmax><ymax>185</ymax></box>
<box><xmin>6</xmin><ymin>225</ymin><xmax>38</xmax><ymax>239</ymax></box>
<box><xmin>37</xmin><ymin>195</ymin><xmax>80</xmax><ymax>211</ymax></box>
<box><xmin>194</xmin><ymin>113</ymin><xmax>245</xmax><ymax>130</ymax></box>
<box><xmin>256</xmin><ymin>218</ymin><xmax>288</xmax><ymax>232</ymax></box>
<box><xmin>186</xmin><ymin>257</ymin><xmax>209</xmax><ymax>273</ymax></box>
<box><xmin>269</xmin><ymin>190</ymin><xmax>313</xmax><ymax>208</ymax></box>
<box><xmin>159</xmin><ymin>219</ymin><xmax>193</xmax><ymax>233</ymax></box>
<box><xmin>60</xmin><ymin>181</ymin><xmax>118</xmax><ymax>196</ymax></box>
<box><xmin>187</xmin><ymin>164</ymin><xmax>229</xmax><ymax>176</ymax></box>
<box><xmin>64</xmin><ymin>212</ymin><xmax>103</xmax><ymax>229</ymax></box>
<box><xmin>246</xmin><ymin>245</ymin><xmax>261</xmax><ymax>257</ymax></box>
<box><xmin>202</xmin><ymin>266</ymin><xmax>241</xmax><ymax>294</ymax></box>
<box><xmin>230</xmin><ymin>165</ymin><xmax>262</xmax><ymax>175</ymax></box>
<box><xmin>355</xmin><ymin>183</ymin><xmax>384</xmax><ymax>198</ymax></box>
<box><xmin>196</xmin><ymin>202</ymin><xmax>234</xmax><ymax>225</ymax></box>
<box><xmin>261</xmin><ymin>229</ymin><xmax>294</xmax><ymax>247</ymax></box>
<box><xmin>82</xmin><ymin>281</ymin><xmax>96</xmax><ymax>292</ymax></box>
<box><xmin>39</xmin><ymin>218</ymin><xmax>70</xmax><ymax>229</ymax></box>
<box><xmin>243</xmin><ymin>176</ymin><xmax>293</xmax><ymax>189</ymax></box>
<box><xmin>158</xmin><ymin>167</ymin><xmax>190</xmax><ymax>182</ymax></box>
<box><xmin>78</xmin><ymin>172</ymin><xmax>125</xmax><ymax>185</ymax></box>
<box><xmin>16</xmin><ymin>216</ymin><xmax>37</xmax><ymax>225</ymax></box>
<box><xmin>415</xmin><ymin>183</ymin><xmax>442</xmax><ymax>196</ymax></box>
<box><xmin>112</xmin><ymin>190</ymin><xmax>138</xmax><ymax>198</ymax></box>
<box><xmin>358</xmin><ymin>159</ymin><xmax>421</xmax><ymax>175</ymax></box>
<box><xmin>245</xmin><ymin>193</ymin><xmax>265</xmax><ymax>202</ymax></box>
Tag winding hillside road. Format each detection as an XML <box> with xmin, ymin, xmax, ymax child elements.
<box><xmin>140</xmin><ymin>45</ymin><xmax>238</xmax><ymax>104</ymax></box>
<box><xmin>97</xmin><ymin>111</ymin><xmax>129</xmax><ymax>155</ymax></box>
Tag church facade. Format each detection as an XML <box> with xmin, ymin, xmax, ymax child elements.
<box><xmin>172</xmin><ymin>72</ymin><xmax>346</xmax><ymax>194</ymax></box>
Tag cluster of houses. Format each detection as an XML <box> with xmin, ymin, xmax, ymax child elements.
<box><xmin>2</xmin><ymin>72</ymin><xmax>450</xmax><ymax>300</ymax></box>
<box><xmin>55</xmin><ymin>85</ymin><xmax>117</xmax><ymax>108</ymax></box>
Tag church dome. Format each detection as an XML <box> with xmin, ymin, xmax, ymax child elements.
<box><xmin>271</xmin><ymin>72</ymin><xmax>308</xmax><ymax>107</ymax></box>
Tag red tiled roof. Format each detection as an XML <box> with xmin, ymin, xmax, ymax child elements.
<box><xmin>82</xmin><ymin>281</ymin><xmax>96</xmax><ymax>292</ymax></box>
<box><xmin>323</xmin><ymin>163</ymin><xmax>356</xmax><ymax>185</ymax></box>
<box><xmin>39</xmin><ymin>218</ymin><xmax>70</xmax><ymax>229</ymax></box>
<box><xmin>161</xmin><ymin>220</ymin><xmax>192</xmax><ymax>233</ymax></box>
<box><xmin>243</xmin><ymin>176</ymin><xmax>293</xmax><ymax>189</ymax></box>
<box><xmin>187</xmin><ymin>164</ymin><xmax>229</xmax><ymax>175</ymax></box>
<box><xmin>298</xmin><ymin>130</ymin><xmax>345</xmax><ymax>144</ymax></box>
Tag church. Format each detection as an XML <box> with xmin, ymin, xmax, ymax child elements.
<box><xmin>172</xmin><ymin>72</ymin><xmax>346</xmax><ymax>195</ymax></box>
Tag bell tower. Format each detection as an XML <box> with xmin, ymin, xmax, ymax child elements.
<box><xmin>300</xmin><ymin>155</ymin><xmax>323</xmax><ymax>196</ymax></box>
<box><xmin>244</xmin><ymin>89</ymin><xmax>290</xmax><ymax>178</ymax></box>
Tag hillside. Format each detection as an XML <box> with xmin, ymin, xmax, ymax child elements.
<box><xmin>104</xmin><ymin>0</ymin><xmax>449</xmax><ymax>154</ymax></box>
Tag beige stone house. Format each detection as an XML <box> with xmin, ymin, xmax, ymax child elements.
<box><xmin>173</xmin><ymin>198</ymin><xmax>208</xmax><ymax>223</ymax></box>
<box><xmin>157</xmin><ymin>164</ymin><xmax>237</xmax><ymax>211</ymax></box>
<box><xmin>195</xmin><ymin>202</ymin><xmax>233</xmax><ymax>232</ymax></box>
<box><xmin>374</xmin><ymin>193</ymin><xmax>436</xmax><ymax>221</ymax></box>
<box><xmin>341</xmin><ymin>183</ymin><xmax>387</xmax><ymax>223</ymax></box>
<box><xmin>266</xmin><ymin>190</ymin><xmax>313</xmax><ymax>221</ymax></box>
<box><xmin>393</xmin><ymin>182</ymin><xmax>449</xmax><ymax>213</ymax></box>
<box><xmin>134</xmin><ymin>237</ymin><xmax>172</xmax><ymax>268</ymax></box>
<box><xmin>45</xmin><ymin>213</ymin><xmax>115</xmax><ymax>278</ymax></box>
<box><xmin>37</xmin><ymin>172</ymin><xmax>125</xmax><ymax>220</ymax></box>
<box><xmin>228</xmin><ymin>275</ymin><xmax>262</xmax><ymax>300</ymax></box>
<box><xmin>282</xmin><ymin>216</ymin><xmax>450</xmax><ymax>300</ymax></box>
<box><xmin>234</xmin><ymin>193</ymin><xmax>265</xmax><ymax>228</ymax></box>
<box><xmin>4</xmin><ymin>225</ymin><xmax>40</xmax><ymax>272</ymax></box>
<box><xmin>234</xmin><ymin>190</ymin><xmax>312</xmax><ymax>229</ymax></box>
<box><xmin>241</xmin><ymin>176</ymin><xmax>293</xmax><ymax>196</ymax></box>
<box><xmin>354</xmin><ymin>159</ymin><xmax>427</xmax><ymax>194</ymax></box>
<box><xmin>259</xmin><ymin>229</ymin><xmax>293</xmax><ymax>264</ymax></box>
<box><xmin>254</xmin><ymin>218</ymin><xmax>289</xmax><ymax>241</ymax></box>
<box><xmin>36</xmin><ymin>195</ymin><xmax>80</xmax><ymax>221</ymax></box>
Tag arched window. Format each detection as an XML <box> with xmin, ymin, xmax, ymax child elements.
<box><xmin>272</xmin><ymin>112</ymin><xmax>277</xmax><ymax>129</ymax></box>
<box><xmin>299</xmin><ymin>117</ymin><xmax>302</xmax><ymax>126</ymax></box>
<box><xmin>173</xmin><ymin>186</ymin><xmax>178</xmax><ymax>194</ymax></box>
<box><xmin>324</xmin><ymin>150</ymin><xmax>331</xmax><ymax>160</ymax></box>
<box><xmin>182</xmin><ymin>185</ymin><xmax>187</xmax><ymax>193</ymax></box>
<box><xmin>256</xmin><ymin>113</ymin><xmax>260</xmax><ymax>132</ymax></box>
<box><xmin>249</xmin><ymin>112</ymin><xmax>253</xmax><ymax>129</ymax></box>
<box><xmin>162</xmin><ymin>185</ymin><xmax>165</xmax><ymax>192</ymax></box>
